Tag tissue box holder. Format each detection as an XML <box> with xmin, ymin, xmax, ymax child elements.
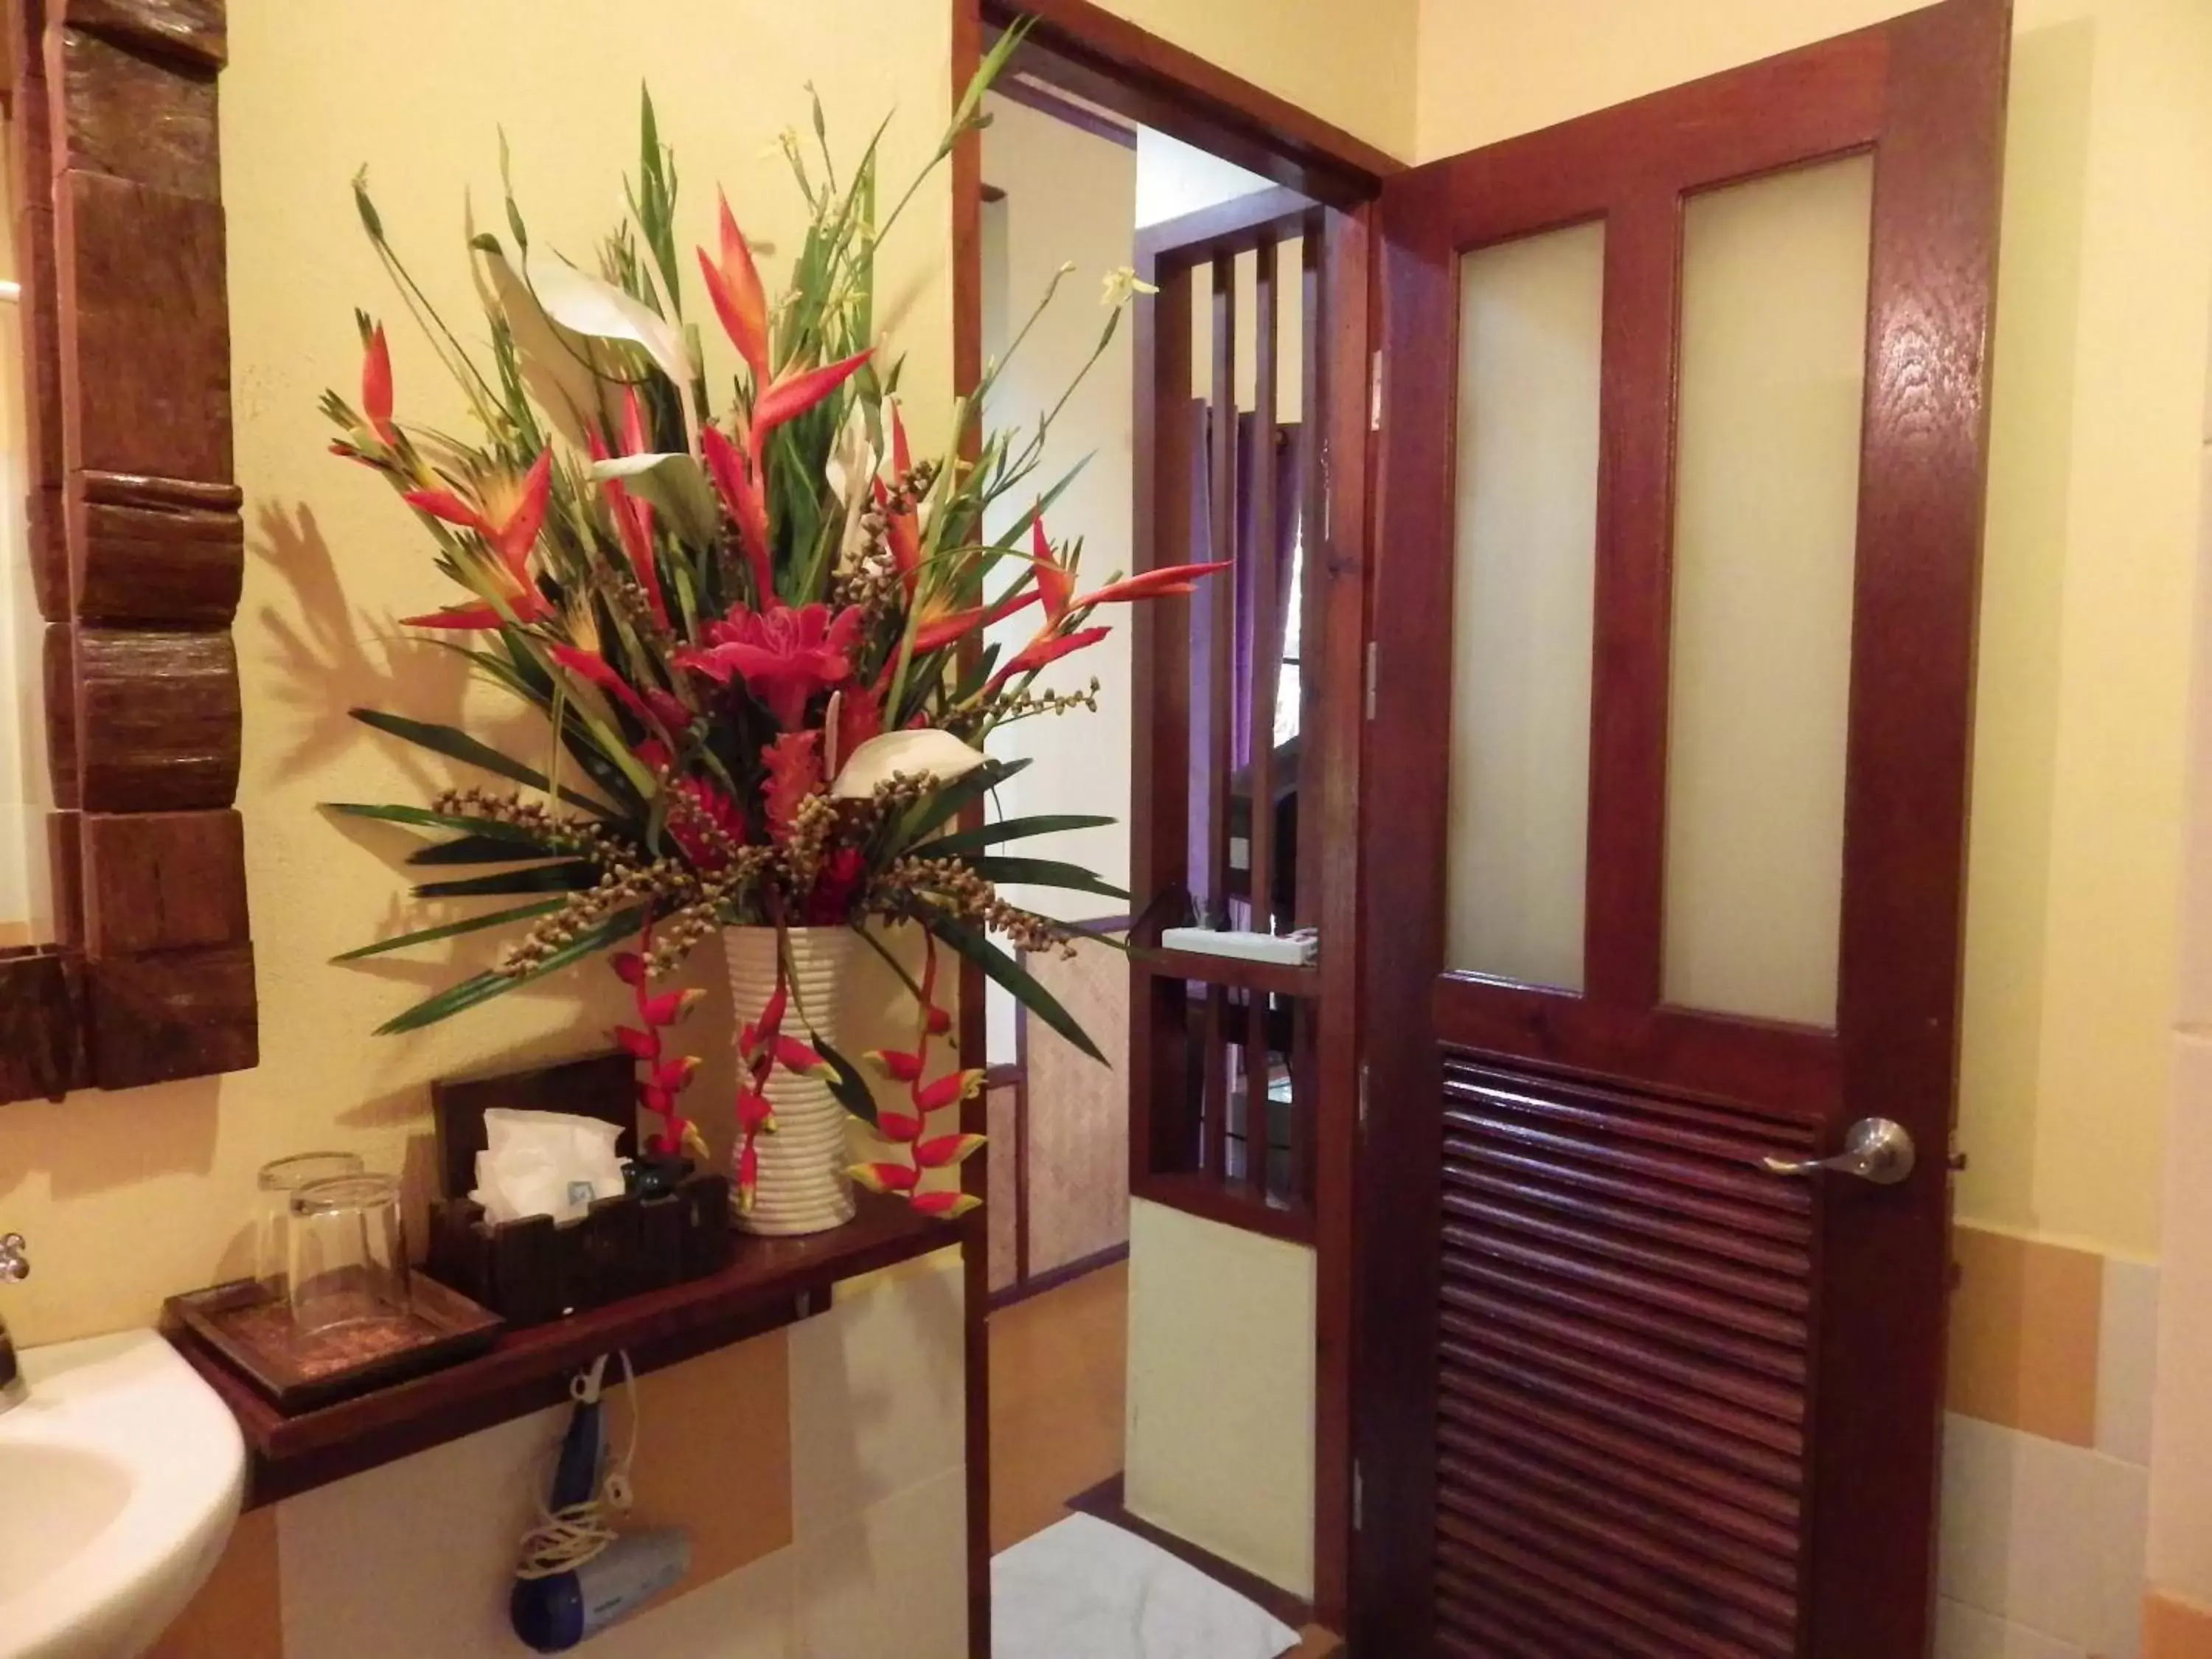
<box><xmin>426</xmin><ymin>1173</ymin><xmax>734</xmax><ymax>1329</ymax></box>
<box><xmin>421</xmin><ymin>1050</ymin><xmax>734</xmax><ymax>1327</ymax></box>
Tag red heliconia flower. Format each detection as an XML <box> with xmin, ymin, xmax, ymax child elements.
<box><xmin>697</xmin><ymin>190</ymin><xmax>771</xmax><ymax>388</ymax></box>
<box><xmin>400</xmin><ymin>450</ymin><xmax>555</xmax><ymax>630</ymax></box>
<box><xmin>908</xmin><ymin>1189</ymin><xmax>983</xmax><ymax>1220</ymax></box>
<box><xmin>587</xmin><ymin>388</ymin><xmax>669</xmax><ymax>627</ymax></box>
<box><xmin>761</xmin><ymin>731</ymin><xmax>823</xmax><ymax>840</ymax></box>
<box><xmin>700</xmin><ymin>422</ymin><xmax>776</xmax><ymax>602</ymax></box>
<box><xmin>835</xmin><ymin>678</ymin><xmax>883</xmax><ymax>768</ymax></box>
<box><xmin>989</xmin><ymin>625</ymin><xmax>1112</xmax><ymax>692</ymax></box>
<box><xmin>1030</xmin><ymin>515</ymin><xmax>1230</xmax><ymax>625</ymax></box>
<box><xmin>675</xmin><ymin>602</ymin><xmax>862</xmax><ymax>728</ymax></box>
<box><xmin>849</xmin><ymin>934</ymin><xmax>990</xmax><ymax>1218</ymax></box>
<box><xmin>871</xmin><ymin>476</ymin><xmax>922</xmax><ymax>587</ymax></box>
<box><xmin>850</xmin><ymin>1161</ymin><xmax>922</xmax><ymax>1195</ymax></box>
<box><xmin>911</xmin><ymin>586</ymin><xmax>1039</xmax><ymax>655</ymax></box>
<box><xmin>361</xmin><ymin>322</ymin><xmax>397</xmax><ymax>447</ymax></box>
<box><xmin>634</xmin><ymin>737</ymin><xmax>748</xmax><ymax>871</ymax></box>
<box><xmin>802</xmin><ymin>846</ymin><xmax>866</xmax><ymax>926</ymax></box>
<box><xmin>613</xmin><ymin>923</ymin><xmax>706</xmax><ymax>1160</ymax></box>
<box><xmin>549</xmin><ymin>644</ymin><xmax>667</xmax><ymax>735</ymax></box>
<box><xmin>914</xmin><ymin>1133</ymin><xmax>987</xmax><ymax>1169</ymax></box>
<box><xmin>753</xmin><ymin>349</ymin><xmax>872</xmax><ymax>441</ymax></box>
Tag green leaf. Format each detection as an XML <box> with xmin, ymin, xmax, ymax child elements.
<box><xmin>959</xmin><ymin>855</ymin><xmax>1127</xmax><ymax>901</ymax></box>
<box><xmin>333</xmin><ymin>898</ymin><xmax>566</xmax><ymax>962</ymax></box>
<box><xmin>347</xmin><ymin>709</ymin><xmax>614</xmax><ymax>816</ymax></box>
<box><xmin>324</xmin><ymin>801</ymin><xmax>557</xmax><ymax>844</ymax></box>
<box><xmin>411</xmin><ymin>860</ymin><xmax>599</xmax><ymax>898</ymax></box>
<box><xmin>375</xmin><ymin>905</ymin><xmax>647</xmax><ymax>1034</ymax></box>
<box><xmin>814</xmin><ymin>1038</ymin><xmax>880</xmax><ymax>1127</ymax></box>
<box><xmin>406</xmin><ymin>834</ymin><xmax>569</xmax><ymax>867</ymax></box>
<box><xmin>897</xmin><ymin>758</ymin><xmax>1032</xmax><ymax>846</ymax></box>
<box><xmin>588</xmin><ymin>452</ymin><xmax>720</xmax><ymax>545</ymax></box>
<box><xmin>928</xmin><ymin>813</ymin><xmax>1115</xmax><ymax>856</ymax></box>
<box><xmin>922</xmin><ymin>911</ymin><xmax>1105</xmax><ymax>1064</ymax></box>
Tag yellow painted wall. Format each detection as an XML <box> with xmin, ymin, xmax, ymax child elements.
<box><xmin>2</xmin><ymin>3</ymin><xmax>973</xmax><ymax>1653</ymax></box>
<box><xmin>979</xmin><ymin>92</ymin><xmax>1137</xmax><ymax>922</ymax></box>
<box><xmin>1100</xmin><ymin>0</ymin><xmax>1420</xmax><ymax>161</ymax></box>
<box><xmin>1416</xmin><ymin>0</ymin><xmax>2212</xmax><ymax>1258</ymax></box>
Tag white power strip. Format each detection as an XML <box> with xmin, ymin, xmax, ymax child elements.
<box><xmin>1160</xmin><ymin>926</ymin><xmax>1318</xmax><ymax>967</ymax></box>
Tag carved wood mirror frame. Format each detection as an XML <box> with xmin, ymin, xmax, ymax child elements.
<box><xmin>0</xmin><ymin>0</ymin><xmax>254</xmax><ymax>1104</ymax></box>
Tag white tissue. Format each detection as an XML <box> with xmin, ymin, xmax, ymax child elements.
<box><xmin>469</xmin><ymin>1108</ymin><xmax>627</xmax><ymax>1224</ymax></box>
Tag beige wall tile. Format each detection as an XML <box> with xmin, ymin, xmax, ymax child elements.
<box><xmin>146</xmin><ymin>1504</ymin><xmax>284</xmax><ymax>1659</ymax></box>
<box><xmin>1939</xmin><ymin>1413</ymin><xmax>2148</xmax><ymax>1655</ymax></box>
<box><xmin>791</xmin><ymin>1467</ymin><xmax>968</xmax><ymax>1659</ymax></box>
<box><xmin>788</xmin><ymin>1252</ymin><xmax>966</xmax><ymax>1540</ymax></box>
<box><xmin>1124</xmin><ymin>1197</ymin><xmax>1316</xmax><ymax>1600</ymax></box>
<box><xmin>2099</xmin><ymin>1256</ymin><xmax>2162</xmax><ymax>1467</ymax></box>
<box><xmin>2152</xmin><ymin>1040</ymin><xmax>2212</xmax><ymax>1601</ymax></box>
<box><xmin>2148</xmin><ymin>1591</ymin><xmax>2212</xmax><ymax>1659</ymax></box>
<box><xmin>1937</xmin><ymin>1596</ymin><xmax>2090</xmax><ymax>1658</ymax></box>
<box><xmin>1950</xmin><ymin>1223</ymin><xmax>2105</xmax><ymax>1445</ymax></box>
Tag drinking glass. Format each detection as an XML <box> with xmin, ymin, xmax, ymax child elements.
<box><xmin>288</xmin><ymin>1172</ymin><xmax>410</xmax><ymax>1335</ymax></box>
<box><xmin>254</xmin><ymin>1151</ymin><xmax>364</xmax><ymax>1297</ymax></box>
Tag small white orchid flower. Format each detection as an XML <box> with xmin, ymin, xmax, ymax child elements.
<box><xmin>1100</xmin><ymin>265</ymin><xmax>1159</xmax><ymax>309</ymax></box>
<box><xmin>831</xmin><ymin>730</ymin><xmax>990</xmax><ymax>799</ymax></box>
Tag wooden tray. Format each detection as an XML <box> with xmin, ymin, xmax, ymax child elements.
<box><xmin>165</xmin><ymin>1275</ymin><xmax>503</xmax><ymax>1413</ymax></box>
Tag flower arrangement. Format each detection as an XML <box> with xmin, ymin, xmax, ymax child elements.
<box><xmin>321</xmin><ymin>46</ymin><xmax>1220</xmax><ymax>1215</ymax></box>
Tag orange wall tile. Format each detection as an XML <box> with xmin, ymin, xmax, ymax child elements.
<box><xmin>1947</xmin><ymin>1222</ymin><xmax>2104</xmax><ymax>1445</ymax></box>
<box><xmin>2149</xmin><ymin>1590</ymin><xmax>2212</xmax><ymax>1659</ymax></box>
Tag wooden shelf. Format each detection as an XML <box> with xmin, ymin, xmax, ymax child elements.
<box><xmin>164</xmin><ymin>1194</ymin><xmax>952</xmax><ymax>1506</ymax></box>
<box><xmin>1137</xmin><ymin>946</ymin><xmax>1320</xmax><ymax>999</ymax></box>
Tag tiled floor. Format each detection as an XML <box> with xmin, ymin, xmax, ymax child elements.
<box><xmin>987</xmin><ymin>1262</ymin><xmax>1341</xmax><ymax>1658</ymax></box>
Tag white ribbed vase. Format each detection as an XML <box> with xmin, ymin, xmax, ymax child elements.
<box><xmin>724</xmin><ymin>925</ymin><xmax>858</xmax><ymax>1237</ymax></box>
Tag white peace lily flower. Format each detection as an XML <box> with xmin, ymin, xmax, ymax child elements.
<box><xmin>524</xmin><ymin>251</ymin><xmax>694</xmax><ymax>390</ymax></box>
<box><xmin>831</xmin><ymin>730</ymin><xmax>990</xmax><ymax>799</ymax></box>
<box><xmin>824</xmin><ymin>411</ymin><xmax>878</xmax><ymax>571</ymax></box>
<box><xmin>1100</xmin><ymin>265</ymin><xmax>1158</xmax><ymax>309</ymax></box>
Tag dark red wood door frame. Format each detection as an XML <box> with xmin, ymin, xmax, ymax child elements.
<box><xmin>1355</xmin><ymin>1</ymin><xmax>2009</xmax><ymax>1654</ymax></box>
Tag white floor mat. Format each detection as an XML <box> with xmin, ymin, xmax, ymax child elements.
<box><xmin>991</xmin><ymin>1512</ymin><xmax>1301</xmax><ymax>1659</ymax></box>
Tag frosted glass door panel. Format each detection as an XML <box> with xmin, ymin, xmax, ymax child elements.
<box><xmin>1444</xmin><ymin>223</ymin><xmax>1604</xmax><ymax>990</ymax></box>
<box><xmin>1663</xmin><ymin>157</ymin><xmax>1873</xmax><ymax>1027</ymax></box>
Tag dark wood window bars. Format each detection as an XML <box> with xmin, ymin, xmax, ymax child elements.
<box><xmin>1129</xmin><ymin>187</ymin><xmax>1333</xmax><ymax>1244</ymax></box>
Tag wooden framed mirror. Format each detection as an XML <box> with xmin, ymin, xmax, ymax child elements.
<box><xmin>0</xmin><ymin>0</ymin><xmax>254</xmax><ymax>1104</ymax></box>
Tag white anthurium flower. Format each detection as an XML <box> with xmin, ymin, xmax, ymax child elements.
<box><xmin>823</xmin><ymin>410</ymin><xmax>878</xmax><ymax>572</ymax></box>
<box><xmin>1100</xmin><ymin>265</ymin><xmax>1158</xmax><ymax>309</ymax></box>
<box><xmin>830</xmin><ymin>729</ymin><xmax>990</xmax><ymax>799</ymax></box>
<box><xmin>524</xmin><ymin>251</ymin><xmax>694</xmax><ymax>391</ymax></box>
<box><xmin>588</xmin><ymin>452</ymin><xmax>720</xmax><ymax>546</ymax></box>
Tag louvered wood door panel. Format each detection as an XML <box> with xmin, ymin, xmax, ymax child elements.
<box><xmin>1354</xmin><ymin>2</ymin><xmax>2011</xmax><ymax>1655</ymax></box>
<box><xmin>1434</xmin><ymin>1060</ymin><xmax>1815</xmax><ymax>1658</ymax></box>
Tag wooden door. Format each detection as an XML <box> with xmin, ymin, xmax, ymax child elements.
<box><xmin>1354</xmin><ymin>2</ymin><xmax>2009</xmax><ymax>1655</ymax></box>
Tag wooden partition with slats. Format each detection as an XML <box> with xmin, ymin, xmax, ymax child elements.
<box><xmin>1127</xmin><ymin>187</ymin><xmax>1338</xmax><ymax>1244</ymax></box>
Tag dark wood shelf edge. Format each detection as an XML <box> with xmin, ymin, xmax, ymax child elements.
<box><xmin>164</xmin><ymin>1193</ymin><xmax>955</xmax><ymax>1506</ymax></box>
<box><xmin>1133</xmin><ymin>1169</ymin><xmax>1318</xmax><ymax>1245</ymax></box>
<box><xmin>1135</xmin><ymin>947</ymin><xmax>1321</xmax><ymax>998</ymax></box>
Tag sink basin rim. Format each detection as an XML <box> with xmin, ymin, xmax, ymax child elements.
<box><xmin>0</xmin><ymin>1329</ymin><xmax>246</xmax><ymax>1659</ymax></box>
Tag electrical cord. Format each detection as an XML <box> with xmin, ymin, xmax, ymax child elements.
<box><xmin>514</xmin><ymin>1351</ymin><xmax>639</xmax><ymax>1581</ymax></box>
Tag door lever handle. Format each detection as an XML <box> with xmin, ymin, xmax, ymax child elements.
<box><xmin>1760</xmin><ymin>1117</ymin><xmax>1916</xmax><ymax>1186</ymax></box>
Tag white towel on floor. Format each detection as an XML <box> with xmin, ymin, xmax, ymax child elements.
<box><xmin>991</xmin><ymin>1513</ymin><xmax>1301</xmax><ymax>1659</ymax></box>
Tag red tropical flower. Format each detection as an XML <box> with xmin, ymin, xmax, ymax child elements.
<box><xmin>361</xmin><ymin>323</ymin><xmax>396</xmax><ymax>447</ymax></box>
<box><xmin>675</xmin><ymin>602</ymin><xmax>861</xmax><ymax>727</ymax></box>
<box><xmin>587</xmin><ymin>388</ymin><xmax>669</xmax><ymax>627</ymax></box>
<box><xmin>400</xmin><ymin>451</ymin><xmax>555</xmax><ymax>630</ymax></box>
<box><xmin>761</xmin><ymin>731</ymin><xmax>823</xmax><ymax>839</ymax></box>
<box><xmin>697</xmin><ymin>190</ymin><xmax>771</xmax><ymax>388</ymax></box>
<box><xmin>635</xmin><ymin>737</ymin><xmax>747</xmax><ymax>869</ymax></box>
<box><xmin>988</xmin><ymin>625</ymin><xmax>1111</xmax><ymax>692</ymax></box>
<box><xmin>700</xmin><ymin>422</ymin><xmax>776</xmax><ymax>602</ymax></box>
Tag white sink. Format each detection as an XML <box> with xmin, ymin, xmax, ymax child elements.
<box><xmin>0</xmin><ymin>1330</ymin><xmax>245</xmax><ymax>1659</ymax></box>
